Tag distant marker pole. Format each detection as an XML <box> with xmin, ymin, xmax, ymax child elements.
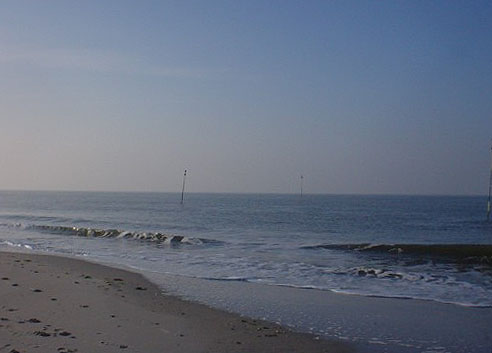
<box><xmin>181</xmin><ymin>169</ymin><xmax>187</xmax><ymax>204</ymax></box>
<box><xmin>488</xmin><ymin>144</ymin><xmax>492</xmax><ymax>221</ymax></box>
<box><xmin>300</xmin><ymin>175</ymin><xmax>304</xmax><ymax>197</ymax></box>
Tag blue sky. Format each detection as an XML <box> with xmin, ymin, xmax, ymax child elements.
<box><xmin>0</xmin><ymin>1</ymin><xmax>491</xmax><ymax>194</ymax></box>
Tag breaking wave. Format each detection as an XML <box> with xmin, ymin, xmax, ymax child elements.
<box><xmin>2</xmin><ymin>223</ymin><xmax>222</xmax><ymax>246</ymax></box>
<box><xmin>301</xmin><ymin>243</ymin><xmax>492</xmax><ymax>265</ymax></box>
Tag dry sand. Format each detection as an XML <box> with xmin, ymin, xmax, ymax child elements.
<box><xmin>0</xmin><ymin>251</ymin><xmax>353</xmax><ymax>353</ymax></box>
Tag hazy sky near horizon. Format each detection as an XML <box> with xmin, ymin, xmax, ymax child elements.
<box><xmin>0</xmin><ymin>1</ymin><xmax>491</xmax><ymax>194</ymax></box>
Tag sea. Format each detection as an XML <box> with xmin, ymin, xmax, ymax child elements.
<box><xmin>0</xmin><ymin>191</ymin><xmax>491</xmax><ymax>350</ymax></box>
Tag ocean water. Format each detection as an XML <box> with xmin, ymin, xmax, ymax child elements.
<box><xmin>0</xmin><ymin>191</ymin><xmax>491</xmax><ymax>345</ymax></box>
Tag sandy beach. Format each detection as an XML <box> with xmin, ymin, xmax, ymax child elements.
<box><xmin>0</xmin><ymin>251</ymin><xmax>352</xmax><ymax>353</ymax></box>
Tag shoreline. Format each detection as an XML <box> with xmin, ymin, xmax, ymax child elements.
<box><xmin>1</xmin><ymin>249</ymin><xmax>492</xmax><ymax>353</ymax></box>
<box><xmin>145</xmin><ymin>267</ymin><xmax>492</xmax><ymax>353</ymax></box>
<box><xmin>0</xmin><ymin>250</ymin><xmax>352</xmax><ymax>353</ymax></box>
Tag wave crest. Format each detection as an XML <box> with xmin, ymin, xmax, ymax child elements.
<box><xmin>3</xmin><ymin>223</ymin><xmax>221</xmax><ymax>246</ymax></box>
<box><xmin>301</xmin><ymin>243</ymin><xmax>492</xmax><ymax>265</ymax></box>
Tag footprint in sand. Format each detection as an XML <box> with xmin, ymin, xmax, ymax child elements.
<box><xmin>57</xmin><ymin>348</ymin><xmax>78</xmax><ymax>353</ymax></box>
<box><xmin>34</xmin><ymin>331</ymin><xmax>51</xmax><ymax>337</ymax></box>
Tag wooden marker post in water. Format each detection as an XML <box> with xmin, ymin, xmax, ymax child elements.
<box><xmin>300</xmin><ymin>175</ymin><xmax>304</xmax><ymax>197</ymax></box>
<box><xmin>488</xmin><ymin>144</ymin><xmax>492</xmax><ymax>221</ymax></box>
<box><xmin>181</xmin><ymin>169</ymin><xmax>187</xmax><ymax>204</ymax></box>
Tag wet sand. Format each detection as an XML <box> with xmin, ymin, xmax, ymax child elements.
<box><xmin>0</xmin><ymin>251</ymin><xmax>353</xmax><ymax>353</ymax></box>
<box><xmin>149</xmin><ymin>268</ymin><xmax>492</xmax><ymax>353</ymax></box>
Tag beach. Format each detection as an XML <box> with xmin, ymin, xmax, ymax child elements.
<box><xmin>1</xmin><ymin>0</ymin><xmax>491</xmax><ymax>351</ymax></box>
<box><xmin>151</xmin><ymin>268</ymin><xmax>492</xmax><ymax>353</ymax></box>
<box><xmin>2</xmin><ymin>251</ymin><xmax>491</xmax><ymax>353</ymax></box>
<box><xmin>0</xmin><ymin>251</ymin><xmax>352</xmax><ymax>353</ymax></box>
<box><xmin>1</xmin><ymin>193</ymin><xmax>491</xmax><ymax>352</ymax></box>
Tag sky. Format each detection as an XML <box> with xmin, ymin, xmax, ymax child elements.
<box><xmin>0</xmin><ymin>0</ymin><xmax>491</xmax><ymax>195</ymax></box>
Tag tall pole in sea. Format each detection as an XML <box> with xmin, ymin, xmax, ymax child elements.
<box><xmin>487</xmin><ymin>144</ymin><xmax>492</xmax><ymax>221</ymax></box>
<box><xmin>300</xmin><ymin>175</ymin><xmax>304</xmax><ymax>197</ymax></box>
<box><xmin>181</xmin><ymin>169</ymin><xmax>187</xmax><ymax>204</ymax></box>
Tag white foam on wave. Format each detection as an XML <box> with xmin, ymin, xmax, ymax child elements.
<box><xmin>0</xmin><ymin>240</ymin><xmax>33</xmax><ymax>250</ymax></box>
<box><xmin>2</xmin><ymin>221</ymin><xmax>215</xmax><ymax>247</ymax></box>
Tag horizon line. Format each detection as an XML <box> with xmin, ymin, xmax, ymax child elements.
<box><xmin>0</xmin><ymin>188</ymin><xmax>487</xmax><ymax>198</ymax></box>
